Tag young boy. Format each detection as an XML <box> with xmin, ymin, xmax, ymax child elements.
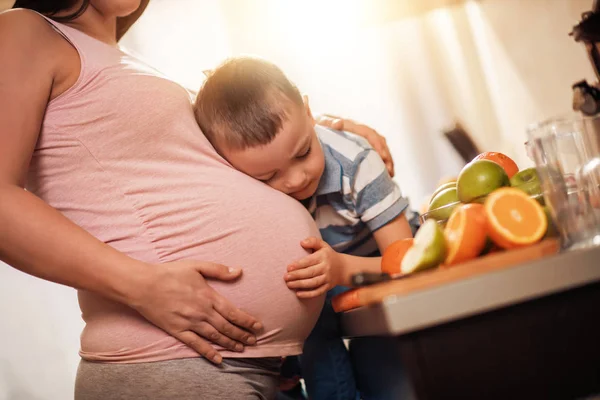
<box><xmin>194</xmin><ymin>57</ymin><xmax>415</xmax><ymax>400</ymax></box>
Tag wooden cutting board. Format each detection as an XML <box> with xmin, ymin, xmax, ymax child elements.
<box><xmin>332</xmin><ymin>239</ymin><xmax>560</xmax><ymax>313</ymax></box>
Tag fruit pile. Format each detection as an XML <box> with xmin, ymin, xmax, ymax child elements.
<box><xmin>382</xmin><ymin>152</ymin><xmax>557</xmax><ymax>276</ymax></box>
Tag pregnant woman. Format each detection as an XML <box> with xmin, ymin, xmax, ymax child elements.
<box><xmin>0</xmin><ymin>1</ymin><xmax>394</xmax><ymax>398</ymax></box>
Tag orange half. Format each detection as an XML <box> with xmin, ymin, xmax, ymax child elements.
<box><xmin>444</xmin><ymin>203</ymin><xmax>488</xmax><ymax>266</ymax></box>
<box><xmin>381</xmin><ymin>238</ymin><xmax>414</xmax><ymax>275</ymax></box>
<box><xmin>484</xmin><ymin>188</ymin><xmax>547</xmax><ymax>249</ymax></box>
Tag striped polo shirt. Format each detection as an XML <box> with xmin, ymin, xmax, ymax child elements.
<box><xmin>307</xmin><ymin>126</ymin><xmax>410</xmax><ymax>256</ymax></box>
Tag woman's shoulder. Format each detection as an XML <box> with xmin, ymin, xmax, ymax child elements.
<box><xmin>0</xmin><ymin>9</ymin><xmax>61</xmax><ymax>51</ymax></box>
<box><xmin>0</xmin><ymin>9</ymin><xmax>77</xmax><ymax>100</ymax></box>
<box><xmin>1</xmin><ymin>8</ymin><xmax>49</xmax><ymax>29</ymax></box>
<box><xmin>0</xmin><ymin>9</ymin><xmax>72</xmax><ymax>79</ymax></box>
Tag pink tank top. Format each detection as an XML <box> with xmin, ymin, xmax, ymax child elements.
<box><xmin>27</xmin><ymin>15</ymin><xmax>323</xmax><ymax>363</ymax></box>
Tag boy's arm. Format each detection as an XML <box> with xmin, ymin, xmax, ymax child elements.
<box><xmin>286</xmin><ymin>144</ymin><xmax>414</xmax><ymax>293</ymax></box>
<box><xmin>337</xmin><ymin>254</ymin><xmax>381</xmax><ymax>286</ymax></box>
<box><xmin>285</xmin><ymin>210</ymin><xmax>414</xmax><ymax>292</ymax></box>
<box><xmin>284</xmin><ymin>238</ymin><xmax>382</xmax><ymax>291</ymax></box>
<box><xmin>285</xmin><ymin>211</ymin><xmax>414</xmax><ymax>292</ymax></box>
<box><xmin>339</xmin><ymin>144</ymin><xmax>415</xmax><ymax>281</ymax></box>
<box><xmin>351</xmin><ymin>148</ymin><xmax>412</xmax><ymax>249</ymax></box>
<box><xmin>372</xmin><ymin>212</ymin><xmax>413</xmax><ymax>251</ymax></box>
<box><xmin>336</xmin><ymin>213</ymin><xmax>413</xmax><ymax>285</ymax></box>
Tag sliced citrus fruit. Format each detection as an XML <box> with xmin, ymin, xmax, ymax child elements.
<box><xmin>401</xmin><ymin>220</ymin><xmax>447</xmax><ymax>274</ymax></box>
<box><xmin>444</xmin><ymin>203</ymin><xmax>488</xmax><ymax>266</ymax></box>
<box><xmin>479</xmin><ymin>238</ymin><xmax>498</xmax><ymax>256</ymax></box>
<box><xmin>381</xmin><ymin>238</ymin><xmax>414</xmax><ymax>275</ymax></box>
<box><xmin>484</xmin><ymin>187</ymin><xmax>547</xmax><ymax>249</ymax></box>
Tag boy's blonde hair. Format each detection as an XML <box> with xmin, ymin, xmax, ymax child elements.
<box><xmin>194</xmin><ymin>57</ymin><xmax>304</xmax><ymax>151</ymax></box>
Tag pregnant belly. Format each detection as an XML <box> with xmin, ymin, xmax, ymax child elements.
<box><xmin>196</xmin><ymin>181</ymin><xmax>325</xmax><ymax>356</ymax></box>
<box><xmin>79</xmin><ymin>173</ymin><xmax>324</xmax><ymax>362</ymax></box>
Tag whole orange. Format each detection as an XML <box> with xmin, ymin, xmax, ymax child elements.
<box><xmin>381</xmin><ymin>239</ymin><xmax>414</xmax><ymax>275</ymax></box>
<box><xmin>473</xmin><ymin>152</ymin><xmax>519</xmax><ymax>179</ymax></box>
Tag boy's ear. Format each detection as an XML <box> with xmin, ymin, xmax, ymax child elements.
<box><xmin>303</xmin><ymin>95</ymin><xmax>315</xmax><ymax>124</ymax></box>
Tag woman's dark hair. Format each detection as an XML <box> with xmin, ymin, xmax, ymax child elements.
<box><xmin>12</xmin><ymin>0</ymin><xmax>89</xmax><ymax>22</ymax></box>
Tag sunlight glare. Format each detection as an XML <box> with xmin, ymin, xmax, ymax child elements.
<box><xmin>271</xmin><ymin>0</ymin><xmax>367</xmax><ymax>46</ymax></box>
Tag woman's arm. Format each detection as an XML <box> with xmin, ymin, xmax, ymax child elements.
<box><xmin>0</xmin><ymin>11</ymin><xmax>259</xmax><ymax>364</ymax></box>
<box><xmin>116</xmin><ymin>0</ymin><xmax>149</xmax><ymax>41</ymax></box>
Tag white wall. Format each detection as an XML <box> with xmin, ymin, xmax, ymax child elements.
<box><xmin>120</xmin><ymin>0</ymin><xmax>597</xmax><ymax>200</ymax></box>
<box><xmin>0</xmin><ymin>264</ymin><xmax>82</xmax><ymax>400</ymax></box>
<box><xmin>1</xmin><ymin>1</ymin><xmax>596</xmax><ymax>399</ymax></box>
<box><xmin>463</xmin><ymin>0</ymin><xmax>595</xmax><ymax>165</ymax></box>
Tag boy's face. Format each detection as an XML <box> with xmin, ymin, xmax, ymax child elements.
<box><xmin>222</xmin><ymin>99</ymin><xmax>325</xmax><ymax>201</ymax></box>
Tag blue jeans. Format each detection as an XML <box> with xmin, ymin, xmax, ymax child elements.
<box><xmin>299</xmin><ymin>287</ymin><xmax>415</xmax><ymax>400</ymax></box>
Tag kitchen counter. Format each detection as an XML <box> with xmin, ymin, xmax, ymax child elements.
<box><xmin>341</xmin><ymin>246</ymin><xmax>600</xmax><ymax>399</ymax></box>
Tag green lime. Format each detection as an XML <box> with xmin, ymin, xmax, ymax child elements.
<box><xmin>510</xmin><ymin>167</ymin><xmax>544</xmax><ymax>205</ymax></box>
<box><xmin>430</xmin><ymin>182</ymin><xmax>457</xmax><ymax>200</ymax></box>
<box><xmin>428</xmin><ymin>188</ymin><xmax>459</xmax><ymax>221</ymax></box>
<box><xmin>457</xmin><ymin>160</ymin><xmax>510</xmax><ymax>203</ymax></box>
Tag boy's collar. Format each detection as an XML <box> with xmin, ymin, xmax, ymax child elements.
<box><xmin>315</xmin><ymin>142</ymin><xmax>342</xmax><ymax>196</ymax></box>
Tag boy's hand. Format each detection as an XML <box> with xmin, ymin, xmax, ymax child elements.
<box><xmin>284</xmin><ymin>237</ymin><xmax>343</xmax><ymax>299</ymax></box>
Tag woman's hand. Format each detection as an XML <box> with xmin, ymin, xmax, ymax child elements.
<box><xmin>315</xmin><ymin>114</ymin><xmax>395</xmax><ymax>177</ymax></box>
<box><xmin>284</xmin><ymin>237</ymin><xmax>344</xmax><ymax>299</ymax></box>
<box><xmin>130</xmin><ymin>260</ymin><xmax>263</xmax><ymax>364</ymax></box>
